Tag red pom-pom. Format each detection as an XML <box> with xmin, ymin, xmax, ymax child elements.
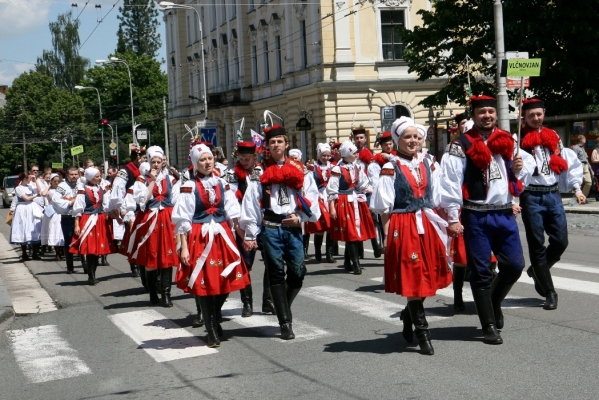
<box><xmin>282</xmin><ymin>163</ymin><xmax>305</xmax><ymax>189</ymax></box>
<box><xmin>359</xmin><ymin>148</ymin><xmax>373</xmax><ymax>165</ymax></box>
<box><xmin>234</xmin><ymin>162</ymin><xmax>248</xmax><ymax>181</ymax></box>
<box><xmin>235</xmin><ymin>189</ymin><xmax>243</xmax><ymax>202</ymax></box>
<box><xmin>487</xmin><ymin>131</ymin><xmax>514</xmax><ymax>160</ymax></box>
<box><xmin>260</xmin><ymin>164</ymin><xmax>284</xmax><ymax>185</ymax></box>
<box><xmin>373</xmin><ymin>153</ymin><xmax>387</xmax><ymax>166</ymax></box>
<box><xmin>549</xmin><ymin>154</ymin><xmax>568</xmax><ymax>175</ymax></box>
<box><xmin>521</xmin><ymin>131</ymin><xmax>542</xmax><ymax>149</ymax></box>
<box><xmin>466</xmin><ymin>138</ymin><xmax>492</xmax><ymax>169</ymax></box>
<box><xmin>540</xmin><ymin>128</ymin><xmax>560</xmax><ymax>153</ymax></box>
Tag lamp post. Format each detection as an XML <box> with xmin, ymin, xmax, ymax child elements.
<box><xmin>74</xmin><ymin>85</ymin><xmax>106</xmax><ymax>171</ymax></box>
<box><xmin>158</xmin><ymin>1</ymin><xmax>208</xmax><ymax>119</ymax></box>
<box><xmin>493</xmin><ymin>0</ymin><xmax>509</xmax><ymax>131</ymax></box>
<box><xmin>96</xmin><ymin>58</ymin><xmax>138</xmax><ymax>144</ymax></box>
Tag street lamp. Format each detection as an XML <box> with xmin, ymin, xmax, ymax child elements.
<box><xmin>96</xmin><ymin>58</ymin><xmax>139</xmax><ymax>144</ymax></box>
<box><xmin>158</xmin><ymin>1</ymin><xmax>208</xmax><ymax>119</ymax></box>
<box><xmin>74</xmin><ymin>85</ymin><xmax>106</xmax><ymax>171</ymax></box>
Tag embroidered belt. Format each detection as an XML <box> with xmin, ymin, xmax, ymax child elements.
<box><xmin>263</xmin><ymin>220</ymin><xmax>282</xmax><ymax>228</ymax></box>
<box><xmin>462</xmin><ymin>201</ymin><xmax>512</xmax><ymax>211</ymax></box>
<box><xmin>524</xmin><ymin>184</ymin><xmax>558</xmax><ymax>193</ymax></box>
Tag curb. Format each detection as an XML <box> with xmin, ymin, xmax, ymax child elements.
<box><xmin>0</xmin><ymin>275</ymin><xmax>14</xmax><ymax>325</ymax></box>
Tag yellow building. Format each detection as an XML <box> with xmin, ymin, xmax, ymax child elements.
<box><xmin>163</xmin><ymin>0</ymin><xmax>449</xmax><ymax>166</ymax></box>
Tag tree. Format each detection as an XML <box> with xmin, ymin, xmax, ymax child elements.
<box><xmin>401</xmin><ymin>0</ymin><xmax>599</xmax><ymax>115</ymax></box>
<box><xmin>117</xmin><ymin>0</ymin><xmax>162</xmax><ymax>58</ymax></box>
<box><xmin>36</xmin><ymin>11</ymin><xmax>90</xmax><ymax>91</ymax></box>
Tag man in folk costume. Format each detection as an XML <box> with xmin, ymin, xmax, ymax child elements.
<box><xmin>240</xmin><ymin>123</ymin><xmax>320</xmax><ymax>340</ymax></box>
<box><xmin>368</xmin><ymin>131</ymin><xmax>396</xmax><ymax>190</ymax></box>
<box><xmin>224</xmin><ymin>141</ymin><xmax>275</xmax><ymax>317</ymax></box>
<box><xmin>439</xmin><ymin>95</ymin><xmax>535</xmax><ymax>345</ymax></box>
<box><xmin>53</xmin><ymin>167</ymin><xmax>85</xmax><ymax>274</ymax></box>
<box><xmin>352</xmin><ymin>127</ymin><xmax>384</xmax><ymax>258</ymax></box>
<box><xmin>519</xmin><ymin>97</ymin><xmax>584</xmax><ymax>310</ymax></box>
<box><xmin>110</xmin><ymin>145</ymin><xmax>147</xmax><ymax>279</ymax></box>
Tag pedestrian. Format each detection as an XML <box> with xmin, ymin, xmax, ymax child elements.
<box><xmin>519</xmin><ymin>97</ymin><xmax>585</xmax><ymax>310</ymax></box>
<box><xmin>69</xmin><ymin>167</ymin><xmax>116</xmax><ymax>285</ymax></box>
<box><xmin>572</xmin><ymin>135</ymin><xmax>592</xmax><ymax>201</ymax></box>
<box><xmin>439</xmin><ymin>95</ymin><xmax>535</xmax><ymax>345</ymax></box>
<box><xmin>327</xmin><ymin>140</ymin><xmax>376</xmax><ymax>274</ymax></box>
<box><xmin>173</xmin><ymin>144</ymin><xmax>250</xmax><ymax>347</ymax></box>
<box><xmin>10</xmin><ymin>172</ymin><xmax>43</xmax><ymax>261</ymax></box>
<box><xmin>590</xmin><ymin>142</ymin><xmax>599</xmax><ymax>200</ymax></box>
<box><xmin>240</xmin><ymin>121</ymin><xmax>320</xmax><ymax>340</ymax></box>
<box><xmin>41</xmin><ymin>174</ymin><xmax>64</xmax><ymax>261</ymax></box>
<box><xmin>370</xmin><ymin>116</ymin><xmax>451</xmax><ymax>355</ymax></box>
<box><xmin>53</xmin><ymin>167</ymin><xmax>83</xmax><ymax>273</ymax></box>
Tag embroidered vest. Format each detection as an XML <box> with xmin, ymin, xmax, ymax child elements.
<box><xmin>192</xmin><ymin>180</ymin><xmax>226</xmax><ymax>224</ymax></box>
<box><xmin>83</xmin><ymin>187</ymin><xmax>104</xmax><ymax>215</ymax></box>
<box><xmin>338</xmin><ymin>165</ymin><xmax>358</xmax><ymax>195</ymax></box>
<box><xmin>146</xmin><ymin>177</ymin><xmax>174</xmax><ymax>209</ymax></box>
<box><xmin>455</xmin><ymin>135</ymin><xmax>487</xmax><ymax>201</ymax></box>
<box><xmin>391</xmin><ymin>160</ymin><xmax>433</xmax><ymax>213</ymax></box>
<box><xmin>313</xmin><ymin>163</ymin><xmax>330</xmax><ymax>190</ymax></box>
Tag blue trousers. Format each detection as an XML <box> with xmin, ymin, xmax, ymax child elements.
<box><xmin>462</xmin><ymin>209</ymin><xmax>525</xmax><ymax>290</ymax></box>
<box><xmin>520</xmin><ymin>190</ymin><xmax>568</xmax><ymax>268</ymax></box>
<box><xmin>261</xmin><ymin>225</ymin><xmax>306</xmax><ymax>288</ymax></box>
<box><xmin>60</xmin><ymin>215</ymin><xmax>75</xmax><ymax>269</ymax></box>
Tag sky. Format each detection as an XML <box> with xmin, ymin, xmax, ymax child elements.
<box><xmin>0</xmin><ymin>0</ymin><xmax>167</xmax><ymax>86</ymax></box>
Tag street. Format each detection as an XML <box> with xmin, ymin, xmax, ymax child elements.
<box><xmin>0</xmin><ymin>207</ymin><xmax>598</xmax><ymax>400</ymax></box>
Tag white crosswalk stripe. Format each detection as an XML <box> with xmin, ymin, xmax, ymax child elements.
<box><xmin>519</xmin><ymin>273</ymin><xmax>599</xmax><ymax>296</ymax></box>
<box><xmin>108</xmin><ymin>309</ymin><xmax>218</xmax><ymax>362</ymax></box>
<box><xmin>221</xmin><ymin>298</ymin><xmax>333</xmax><ymax>342</ymax></box>
<box><xmin>7</xmin><ymin>325</ymin><xmax>91</xmax><ymax>383</ymax></box>
<box><xmin>301</xmin><ymin>285</ymin><xmax>449</xmax><ymax>324</ymax></box>
<box><xmin>551</xmin><ymin>263</ymin><xmax>599</xmax><ymax>275</ymax></box>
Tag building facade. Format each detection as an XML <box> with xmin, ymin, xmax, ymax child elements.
<box><xmin>163</xmin><ymin>0</ymin><xmax>447</xmax><ymax>166</ymax></box>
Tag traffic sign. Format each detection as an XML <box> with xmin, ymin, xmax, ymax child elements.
<box><xmin>110</xmin><ymin>149</ymin><xmax>117</xmax><ymax>156</ymax></box>
<box><xmin>196</xmin><ymin>120</ymin><xmax>218</xmax><ymax>145</ymax></box>
<box><xmin>137</xmin><ymin>129</ymin><xmax>148</xmax><ymax>140</ymax></box>
<box><xmin>296</xmin><ymin>117</ymin><xmax>312</xmax><ymax>131</ymax></box>
<box><xmin>70</xmin><ymin>145</ymin><xmax>84</xmax><ymax>156</ymax></box>
<box><xmin>427</xmin><ymin>126</ymin><xmax>435</xmax><ymax>143</ymax></box>
<box><xmin>109</xmin><ymin>142</ymin><xmax>117</xmax><ymax>150</ymax></box>
<box><xmin>51</xmin><ymin>163</ymin><xmax>63</xmax><ymax>169</ymax></box>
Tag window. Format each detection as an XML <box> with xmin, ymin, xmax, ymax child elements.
<box><xmin>300</xmin><ymin>20</ymin><xmax>307</xmax><ymax>69</ymax></box>
<box><xmin>231</xmin><ymin>2</ymin><xmax>236</xmax><ymax>19</ymax></box>
<box><xmin>249</xmin><ymin>0</ymin><xmax>254</xmax><ymax>11</ymax></box>
<box><xmin>186</xmin><ymin>15</ymin><xmax>191</xmax><ymax>45</ymax></box>
<box><xmin>201</xmin><ymin>7</ymin><xmax>206</xmax><ymax>37</ymax></box>
<box><xmin>275</xmin><ymin>35</ymin><xmax>282</xmax><ymax>79</ymax></box>
<box><xmin>263</xmin><ymin>41</ymin><xmax>270</xmax><ymax>83</ymax></box>
<box><xmin>197</xmin><ymin>72</ymin><xmax>203</xmax><ymax>102</ymax></box>
<box><xmin>235</xmin><ymin>57</ymin><xmax>240</xmax><ymax>83</ymax></box>
<box><xmin>214</xmin><ymin>60</ymin><xmax>220</xmax><ymax>88</ymax></box>
<box><xmin>224</xmin><ymin>59</ymin><xmax>229</xmax><ymax>87</ymax></box>
<box><xmin>169</xmin><ymin>22</ymin><xmax>175</xmax><ymax>51</ymax></box>
<box><xmin>189</xmin><ymin>72</ymin><xmax>195</xmax><ymax>102</ymax></box>
<box><xmin>211</xmin><ymin>4</ymin><xmax>216</xmax><ymax>29</ymax></box>
<box><xmin>381</xmin><ymin>10</ymin><xmax>405</xmax><ymax>60</ymax></box>
<box><xmin>251</xmin><ymin>46</ymin><xmax>258</xmax><ymax>85</ymax></box>
<box><xmin>221</xmin><ymin>0</ymin><xmax>226</xmax><ymax>23</ymax></box>
<box><xmin>194</xmin><ymin>13</ymin><xmax>199</xmax><ymax>42</ymax></box>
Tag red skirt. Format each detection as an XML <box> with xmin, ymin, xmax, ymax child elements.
<box><xmin>450</xmin><ymin>234</ymin><xmax>467</xmax><ymax>265</ymax></box>
<box><xmin>330</xmin><ymin>194</ymin><xmax>376</xmax><ymax>242</ymax></box>
<box><xmin>175</xmin><ymin>221</ymin><xmax>250</xmax><ymax>296</ymax></box>
<box><xmin>384</xmin><ymin>212</ymin><xmax>452</xmax><ymax>297</ymax></box>
<box><xmin>129</xmin><ymin>207</ymin><xmax>179</xmax><ymax>269</ymax></box>
<box><xmin>118</xmin><ymin>212</ymin><xmax>144</xmax><ymax>259</ymax></box>
<box><xmin>70</xmin><ymin>213</ymin><xmax>116</xmax><ymax>255</ymax></box>
<box><xmin>305</xmin><ymin>198</ymin><xmax>331</xmax><ymax>234</ymax></box>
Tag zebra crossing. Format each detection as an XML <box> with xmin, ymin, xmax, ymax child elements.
<box><xmin>6</xmin><ymin>261</ymin><xmax>599</xmax><ymax>384</ymax></box>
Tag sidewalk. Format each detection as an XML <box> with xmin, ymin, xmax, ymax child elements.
<box><xmin>0</xmin><ymin>272</ymin><xmax>13</xmax><ymax>324</ymax></box>
<box><xmin>561</xmin><ymin>195</ymin><xmax>599</xmax><ymax>214</ymax></box>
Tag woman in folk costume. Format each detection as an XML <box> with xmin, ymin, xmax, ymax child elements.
<box><xmin>306</xmin><ymin>143</ymin><xmax>336</xmax><ymax>263</ymax></box>
<box><xmin>172</xmin><ymin>144</ymin><xmax>250</xmax><ymax>348</ymax></box>
<box><xmin>129</xmin><ymin>146</ymin><xmax>180</xmax><ymax>307</ymax></box>
<box><xmin>370</xmin><ymin>116</ymin><xmax>452</xmax><ymax>356</ymax></box>
<box><xmin>41</xmin><ymin>174</ymin><xmax>65</xmax><ymax>261</ymax></box>
<box><xmin>327</xmin><ymin>141</ymin><xmax>376</xmax><ymax>275</ymax></box>
<box><xmin>10</xmin><ymin>172</ymin><xmax>44</xmax><ymax>261</ymax></box>
<box><xmin>69</xmin><ymin>167</ymin><xmax>116</xmax><ymax>285</ymax></box>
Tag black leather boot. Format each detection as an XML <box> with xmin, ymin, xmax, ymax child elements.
<box><xmin>138</xmin><ymin>265</ymin><xmax>148</xmax><ymax>291</ymax></box>
<box><xmin>343</xmin><ymin>244</ymin><xmax>352</xmax><ymax>271</ymax></box>
<box><xmin>214</xmin><ymin>294</ymin><xmax>228</xmax><ymax>337</ymax></box>
<box><xmin>130</xmin><ymin>263</ymin><xmax>140</xmax><ymax>278</ymax></box>
<box><xmin>146</xmin><ymin>269</ymin><xmax>160</xmax><ymax>304</ymax></box>
<box><xmin>371</xmin><ymin>219</ymin><xmax>384</xmax><ymax>258</ymax></box>
<box><xmin>240</xmin><ymin>284</ymin><xmax>253</xmax><ymax>317</ymax></box>
<box><xmin>472</xmin><ymin>289</ymin><xmax>503</xmax><ymax>345</ymax></box>
<box><xmin>358</xmin><ymin>241</ymin><xmax>364</xmax><ymax>259</ymax></box>
<box><xmin>81</xmin><ymin>255</ymin><xmax>88</xmax><ymax>274</ymax></box>
<box><xmin>349</xmin><ymin>242</ymin><xmax>362</xmax><ymax>275</ymax></box>
<box><xmin>332</xmin><ymin>240</ymin><xmax>339</xmax><ymax>256</ymax></box>
<box><xmin>526</xmin><ymin>266</ymin><xmax>546</xmax><ymax>297</ymax></box>
<box><xmin>100</xmin><ymin>255</ymin><xmax>110</xmax><ymax>266</ymax></box>
<box><xmin>65</xmin><ymin>245</ymin><xmax>74</xmax><ymax>273</ymax></box>
<box><xmin>286</xmin><ymin>285</ymin><xmax>301</xmax><ymax>308</ymax></box>
<box><xmin>303</xmin><ymin>234</ymin><xmax>311</xmax><ymax>261</ymax></box>
<box><xmin>192</xmin><ymin>296</ymin><xmax>204</xmax><ymax>327</ymax></box>
<box><xmin>160</xmin><ymin>268</ymin><xmax>174</xmax><ymax>307</ymax></box>
<box><xmin>490</xmin><ymin>278</ymin><xmax>514</xmax><ymax>329</ymax></box>
<box><xmin>198</xmin><ymin>296</ymin><xmax>220</xmax><ymax>347</ymax></box>
<box><xmin>325</xmin><ymin>233</ymin><xmax>336</xmax><ymax>263</ymax></box>
<box><xmin>261</xmin><ymin>270</ymin><xmax>276</xmax><ymax>314</ymax></box>
<box><xmin>400</xmin><ymin>307</ymin><xmax>414</xmax><ymax>343</ymax></box>
<box><xmin>530</xmin><ymin>264</ymin><xmax>558</xmax><ymax>310</ymax></box>
<box><xmin>270</xmin><ymin>284</ymin><xmax>295</xmax><ymax>340</ymax></box>
<box><xmin>314</xmin><ymin>234</ymin><xmax>324</xmax><ymax>262</ymax></box>
<box><xmin>453</xmin><ymin>266</ymin><xmax>468</xmax><ymax>313</ymax></box>
<box><xmin>87</xmin><ymin>255</ymin><xmax>98</xmax><ymax>285</ymax></box>
<box><xmin>407</xmin><ymin>300</ymin><xmax>434</xmax><ymax>355</ymax></box>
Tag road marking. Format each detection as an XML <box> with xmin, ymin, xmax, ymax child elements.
<box><xmin>108</xmin><ymin>309</ymin><xmax>218</xmax><ymax>362</ymax></box>
<box><xmin>519</xmin><ymin>273</ymin><xmax>599</xmax><ymax>296</ymax></box>
<box><xmin>8</xmin><ymin>325</ymin><xmax>91</xmax><ymax>383</ymax></box>
<box><xmin>553</xmin><ymin>263</ymin><xmax>599</xmax><ymax>275</ymax></box>
<box><xmin>301</xmin><ymin>285</ymin><xmax>449</xmax><ymax>324</ymax></box>
<box><xmin>221</xmin><ymin>298</ymin><xmax>332</xmax><ymax>342</ymax></box>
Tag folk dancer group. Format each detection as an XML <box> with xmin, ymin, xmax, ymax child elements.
<box><xmin>40</xmin><ymin>95</ymin><xmax>584</xmax><ymax>354</ymax></box>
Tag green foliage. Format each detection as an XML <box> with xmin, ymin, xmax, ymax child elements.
<box><xmin>401</xmin><ymin>0</ymin><xmax>599</xmax><ymax>115</ymax></box>
<box><xmin>117</xmin><ymin>0</ymin><xmax>162</xmax><ymax>58</ymax></box>
<box><xmin>36</xmin><ymin>11</ymin><xmax>90</xmax><ymax>91</ymax></box>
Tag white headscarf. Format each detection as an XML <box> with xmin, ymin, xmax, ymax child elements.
<box><xmin>317</xmin><ymin>143</ymin><xmax>331</xmax><ymax>157</ymax></box>
<box><xmin>139</xmin><ymin>162</ymin><xmax>151</xmax><ymax>177</ymax></box>
<box><xmin>390</xmin><ymin>116</ymin><xmax>417</xmax><ymax>146</ymax></box>
<box><xmin>147</xmin><ymin>145</ymin><xmax>164</xmax><ymax>161</ymax></box>
<box><xmin>190</xmin><ymin>144</ymin><xmax>213</xmax><ymax>172</ymax></box>
<box><xmin>339</xmin><ymin>140</ymin><xmax>358</xmax><ymax>158</ymax></box>
<box><xmin>50</xmin><ymin>173</ymin><xmax>59</xmax><ymax>180</ymax></box>
<box><xmin>289</xmin><ymin>149</ymin><xmax>302</xmax><ymax>160</ymax></box>
<box><xmin>415</xmin><ymin>124</ymin><xmax>428</xmax><ymax>142</ymax></box>
<box><xmin>84</xmin><ymin>167</ymin><xmax>100</xmax><ymax>182</ymax></box>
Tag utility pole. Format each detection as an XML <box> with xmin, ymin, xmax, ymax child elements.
<box><xmin>493</xmin><ymin>0</ymin><xmax>509</xmax><ymax>131</ymax></box>
<box><xmin>20</xmin><ymin>96</ymin><xmax>26</xmax><ymax>171</ymax></box>
<box><xmin>163</xmin><ymin>96</ymin><xmax>170</xmax><ymax>163</ymax></box>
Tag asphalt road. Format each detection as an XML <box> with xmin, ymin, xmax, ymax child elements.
<box><xmin>0</xmin><ymin>207</ymin><xmax>598</xmax><ymax>399</ymax></box>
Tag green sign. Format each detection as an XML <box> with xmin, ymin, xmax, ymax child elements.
<box><xmin>51</xmin><ymin>163</ymin><xmax>63</xmax><ymax>169</ymax></box>
<box><xmin>506</xmin><ymin>58</ymin><xmax>544</xmax><ymax>77</ymax></box>
<box><xmin>70</xmin><ymin>145</ymin><xmax>84</xmax><ymax>156</ymax></box>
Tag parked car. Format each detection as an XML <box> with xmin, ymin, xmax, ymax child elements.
<box><xmin>2</xmin><ymin>175</ymin><xmax>19</xmax><ymax>208</ymax></box>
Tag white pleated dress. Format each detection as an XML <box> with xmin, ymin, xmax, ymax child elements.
<box><xmin>41</xmin><ymin>188</ymin><xmax>64</xmax><ymax>246</ymax></box>
<box><xmin>10</xmin><ymin>185</ymin><xmax>43</xmax><ymax>245</ymax></box>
